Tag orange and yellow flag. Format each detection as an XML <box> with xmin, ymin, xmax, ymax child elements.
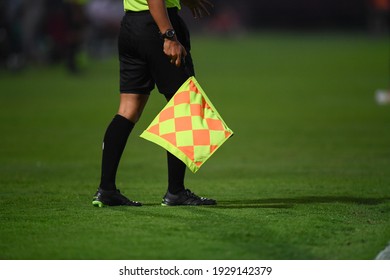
<box><xmin>140</xmin><ymin>77</ymin><xmax>234</xmax><ymax>173</ymax></box>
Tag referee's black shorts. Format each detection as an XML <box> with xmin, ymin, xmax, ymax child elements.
<box><xmin>118</xmin><ymin>8</ymin><xmax>195</xmax><ymax>99</ymax></box>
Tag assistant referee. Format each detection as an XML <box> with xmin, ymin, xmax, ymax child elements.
<box><xmin>92</xmin><ymin>0</ymin><xmax>216</xmax><ymax>207</ymax></box>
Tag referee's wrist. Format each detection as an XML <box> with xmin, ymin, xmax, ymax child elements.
<box><xmin>160</xmin><ymin>29</ymin><xmax>176</xmax><ymax>41</ymax></box>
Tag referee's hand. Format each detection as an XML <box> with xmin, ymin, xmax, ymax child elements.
<box><xmin>163</xmin><ymin>39</ymin><xmax>187</xmax><ymax>67</ymax></box>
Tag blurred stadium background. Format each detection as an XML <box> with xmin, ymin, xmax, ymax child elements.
<box><xmin>0</xmin><ymin>0</ymin><xmax>388</xmax><ymax>72</ymax></box>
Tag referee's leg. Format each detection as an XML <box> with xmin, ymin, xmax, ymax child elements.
<box><xmin>118</xmin><ymin>93</ymin><xmax>149</xmax><ymax>123</ymax></box>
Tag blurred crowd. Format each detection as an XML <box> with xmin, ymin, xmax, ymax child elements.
<box><xmin>0</xmin><ymin>0</ymin><xmax>123</xmax><ymax>73</ymax></box>
<box><xmin>0</xmin><ymin>0</ymin><xmax>388</xmax><ymax>73</ymax></box>
<box><xmin>368</xmin><ymin>0</ymin><xmax>390</xmax><ymax>35</ymax></box>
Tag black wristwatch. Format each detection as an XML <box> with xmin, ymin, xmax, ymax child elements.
<box><xmin>160</xmin><ymin>29</ymin><xmax>176</xmax><ymax>40</ymax></box>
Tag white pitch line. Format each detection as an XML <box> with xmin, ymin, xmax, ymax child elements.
<box><xmin>375</xmin><ymin>242</ymin><xmax>390</xmax><ymax>260</ymax></box>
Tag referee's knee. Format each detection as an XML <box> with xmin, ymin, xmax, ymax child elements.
<box><xmin>118</xmin><ymin>93</ymin><xmax>149</xmax><ymax>123</ymax></box>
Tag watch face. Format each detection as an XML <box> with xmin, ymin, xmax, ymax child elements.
<box><xmin>166</xmin><ymin>30</ymin><xmax>175</xmax><ymax>38</ymax></box>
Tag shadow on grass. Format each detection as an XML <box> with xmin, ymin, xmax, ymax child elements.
<box><xmin>100</xmin><ymin>196</ymin><xmax>390</xmax><ymax>211</ymax></box>
<box><xmin>216</xmin><ymin>196</ymin><xmax>390</xmax><ymax>209</ymax></box>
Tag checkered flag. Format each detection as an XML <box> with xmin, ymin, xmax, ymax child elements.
<box><xmin>140</xmin><ymin>77</ymin><xmax>234</xmax><ymax>173</ymax></box>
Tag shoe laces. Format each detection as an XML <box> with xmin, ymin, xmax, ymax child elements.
<box><xmin>185</xmin><ymin>189</ymin><xmax>202</xmax><ymax>199</ymax></box>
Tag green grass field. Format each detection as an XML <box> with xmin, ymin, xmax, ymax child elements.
<box><xmin>1</xmin><ymin>32</ymin><xmax>389</xmax><ymax>260</ymax></box>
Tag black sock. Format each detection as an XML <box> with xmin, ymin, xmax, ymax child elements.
<box><xmin>167</xmin><ymin>152</ymin><xmax>186</xmax><ymax>194</ymax></box>
<box><xmin>99</xmin><ymin>114</ymin><xmax>134</xmax><ymax>190</ymax></box>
